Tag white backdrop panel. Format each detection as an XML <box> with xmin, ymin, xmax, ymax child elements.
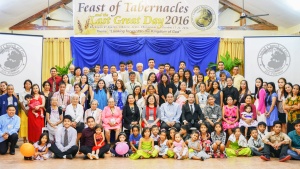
<box><xmin>0</xmin><ymin>33</ymin><xmax>43</xmax><ymax>93</ymax></box>
<box><xmin>245</xmin><ymin>36</ymin><xmax>300</xmax><ymax>92</ymax></box>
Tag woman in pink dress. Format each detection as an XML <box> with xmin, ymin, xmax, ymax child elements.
<box><xmin>222</xmin><ymin>96</ymin><xmax>239</xmax><ymax>135</ymax></box>
<box><xmin>28</xmin><ymin>84</ymin><xmax>45</xmax><ymax>143</ymax></box>
<box><xmin>102</xmin><ymin>98</ymin><xmax>122</xmax><ymax>144</ymax></box>
<box><xmin>254</xmin><ymin>78</ymin><xmax>266</xmax><ymax>123</ymax></box>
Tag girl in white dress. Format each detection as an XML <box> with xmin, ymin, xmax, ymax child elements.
<box><xmin>239</xmin><ymin>105</ymin><xmax>258</xmax><ymax>137</ymax></box>
<box><xmin>158</xmin><ymin>129</ymin><xmax>169</xmax><ymax>158</ymax></box>
<box><xmin>33</xmin><ymin>133</ymin><xmax>51</xmax><ymax>160</ymax></box>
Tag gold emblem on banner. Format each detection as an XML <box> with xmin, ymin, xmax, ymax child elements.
<box><xmin>191</xmin><ymin>5</ymin><xmax>216</xmax><ymax>31</ymax></box>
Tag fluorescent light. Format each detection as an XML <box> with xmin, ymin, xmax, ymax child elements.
<box><xmin>287</xmin><ymin>0</ymin><xmax>300</xmax><ymax>10</ymax></box>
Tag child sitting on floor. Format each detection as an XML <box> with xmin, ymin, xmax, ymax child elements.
<box><xmin>248</xmin><ymin>128</ymin><xmax>264</xmax><ymax>156</ymax></box>
<box><xmin>225</xmin><ymin>127</ymin><xmax>252</xmax><ymax>157</ymax></box>
<box><xmin>170</xmin><ymin>133</ymin><xmax>188</xmax><ymax>160</ymax></box>
<box><xmin>187</xmin><ymin>131</ymin><xmax>210</xmax><ymax>161</ymax></box>
<box><xmin>33</xmin><ymin>133</ymin><xmax>51</xmax><ymax>160</ymax></box>
<box><xmin>130</xmin><ymin>127</ymin><xmax>158</xmax><ymax>160</ymax></box>
<box><xmin>158</xmin><ymin>129</ymin><xmax>169</xmax><ymax>159</ymax></box>
<box><xmin>211</xmin><ymin>122</ymin><xmax>226</xmax><ymax>158</ymax></box>
<box><xmin>110</xmin><ymin>132</ymin><xmax>132</xmax><ymax>157</ymax></box>
<box><xmin>129</xmin><ymin>125</ymin><xmax>142</xmax><ymax>153</ymax></box>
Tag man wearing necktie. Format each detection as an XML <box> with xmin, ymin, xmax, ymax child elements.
<box><xmin>50</xmin><ymin>115</ymin><xmax>78</xmax><ymax>159</ymax></box>
<box><xmin>181</xmin><ymin>94</ymin><xmax>204</xmax><ymax>130</ymax></box>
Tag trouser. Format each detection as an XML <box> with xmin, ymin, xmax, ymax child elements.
<box><xmin>185</xmin><ymin>122</ymin><xmax>200</xmax><ymax>132</ymax></box>
<box><xmin>49</xmin><ymin>143</ymin><xmax>78</xmax><ymax>158</ymax></box>
<box><xmin>287</xmin><ymin>122</ymin><xmax>294</xmax><ymax>134</ymax></box>
<box><xmin>250</xmin><ymin>147</ymin><xmax>263</xmax><ymax>156</ymax></box>
<box><xmin>80</xmin><ymin>144</ymin><xmax>110</xmax><ymax>158</ymax></box>
<box><xmin>161</xmin><ymin>122</ymin><xmax>181</xmax><ymax>131</ymax></box>
<box><xmin>287</xmin><ymin>149</ymin><xmax>300</xmax><ymax>160</ymax></box>
<box><xmin>204</xmin><ymin>121</ymin><xmax>214</xmax><ymax>133</ymax></box>
<box><xmin>263</xmin><ymin>144</ymin><xmax>289</xmax><ymax>158</ymax></box>
<box><xmin>240</xmin><ymin>126</ymin><xmax>256</xmax><ymax>138</ymax></box>
<box><xmin>0</xmin><ymin>133</ymin><xmax>18</xmax><ymax>155</ymax></box>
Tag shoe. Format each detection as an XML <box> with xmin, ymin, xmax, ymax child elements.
<box><xmin>99</xmin><ymin>154</ymin><xmax>105</xmax><ymax>158</ymax></box>
<box><xmin>91</xmin><ymin>154</ymin><xmax>97</xmax><ymax>159</ymax></box>
<box><xmin>220</xmin><ymin>153</ymin><xmax>225</xmax><ymax>159</ymax></box>
<box><xmin>15</xmin><ymin>145</ymin><xmax>19</xmax><ymax>148</ymax></box>
<box><xmin>87</xmin><ymin>153</ymin><xmax>93</xmax><ymax>160</ymax></box>
<box><xmin>111</xmin><ymin>153</ymin><xmax>115</xmax><ymax>157</ymax></box>
<box><xmin>125</xmin><ymin>153</ymin><xmax>130</xmax><ymax>157</ymax></box>
<box><xmin>66</xmin><ymin>154</ymin><xmax>73</xmax><ymax>159</ymax></box>
<box><xmin>10</xmin><ymin>151</ymin><xmax>15</xmax><ymax>155</ymax></box>
<box><xmin>279</xmin><ymin>155</ymin><xmax>291</xmax><ymax>162</ymax></box>
<box><xmin>260</xmin><ymin>155</ymin><xmax>270</xmax><ymax>161</ymax></box>
<box><xmin>200</xmin><ymin>157</ymin><xmax>204</xmax><ymax>161</ymax></box>
<box><xmin>213</xmin><ymin>153</ymin><xmax>218</xmax><ymax>158</ymax></box>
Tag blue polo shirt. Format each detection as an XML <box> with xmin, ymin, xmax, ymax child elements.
<box><xmin>0</xmin><ymin>114</ymin><xmax>20</xmax><ymax>143</ymax></box>
<box><xmin>129</xmin><ymin>133</ymin><xmax>142</xmax><ymax>147</ymax></box>
<box><xmin>288</xmin><ymin>130</ymin><xmax>300</xmax><ymax>149</ymax></box>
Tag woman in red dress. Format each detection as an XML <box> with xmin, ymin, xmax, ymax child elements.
<box><xmin>28</xmin><ymin>84</ymin><xmax>45</xmax><ymax>143</ymax></box>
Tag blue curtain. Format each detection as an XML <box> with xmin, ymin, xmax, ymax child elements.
<box><xmin>70</xmin><ymin>37</ymin><xmax>220</xmax><ymax>74</ymax></box>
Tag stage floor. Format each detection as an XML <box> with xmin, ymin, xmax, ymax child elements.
<box><xmin>1</xmin><ymin>141</ymin><xmax>299</xmax><ymax>169</ymax></box>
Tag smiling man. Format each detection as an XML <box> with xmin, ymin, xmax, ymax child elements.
<box><xmin>0</xmin><ymin>105</ymin><xmax>20</xmax><ymax>155</ymax></box>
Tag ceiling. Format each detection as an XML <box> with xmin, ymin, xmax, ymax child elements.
<box><xmin>228</xmin><ymin>0</ymin><xmax>300</xmax><ymax>28</ymax></box>
<box><xmin>0</xmin><ymin>0</ymin><xmax>300</xmax><ymax>29</ymax></box>
<box><xmin>0</xmin><ymin>0</ymin><xmax>61</xmax><ymax>28</ymax></box>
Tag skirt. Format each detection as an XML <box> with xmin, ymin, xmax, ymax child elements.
<box><xmin>19</xmin><ymin>109</ymin><xmax>28</xmax><ymax>138</ymax></box>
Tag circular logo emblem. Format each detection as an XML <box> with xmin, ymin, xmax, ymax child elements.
<box><xmin>191</xmin><ymin>5</ymin><xmax>216</xmax><ymax>31</ymax></box>
<box><xmin>257</xmin><ymin>43</ymin><xmax>290</xmax><ymax>76</ymax></box>
<box><xmin>0</xmin><ymin>43</ymin><xmax>27</xmax><ymax>76</ymax></box>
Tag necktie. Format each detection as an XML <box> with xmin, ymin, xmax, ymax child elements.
<box><xmin>190</xmin><ymin>105</ymin><xmax>193</xmax><ymax>114</ymax></box>
<box><xmin>64</xmin><ymin>129</ymin><xmax>68</xmax><ymax>147</ymax></box>
<box><xmin>53</xmin><ymin>78</ymin><xmax>56</xmax><ymax>92</ymax></box>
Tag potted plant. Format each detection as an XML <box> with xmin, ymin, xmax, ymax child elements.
<box><xmin>208</xmin><ymin>51</ymin><xmax>242</xmax><ymax>72</ymax></box>
<box><xmin>55</xmin><ymin>59</ymin><xmax>73</xmax><ymax>76</ymax></box>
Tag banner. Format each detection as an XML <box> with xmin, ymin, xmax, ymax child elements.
<box><xmin>244</xmin><ymin>36</ymin><xmax>300</xmax><ymax>92</ymax></box>
<box><xmin>73</xmin><ymin>0</ymin><xmax>219</xmax><ymax>36</ymax></box>
<box><xmin>0</xmin><ymin>33</ymin><xmax>43</xmax><ymax>93</ymax></box>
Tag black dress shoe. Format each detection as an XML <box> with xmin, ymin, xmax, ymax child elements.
<box><xmin>10</xmin><ymin>152</ymin><xmax>15</xmax><ymax>155</ymax></box>
<box><xmin>66</xmin><ymin>154</ymin><xmax>73</xmax><ymax>159</ymax></box>
<box><xmin>15</xmin><ymin>145</ymin><xmax>19</xmax><ymax>148</ymax></box>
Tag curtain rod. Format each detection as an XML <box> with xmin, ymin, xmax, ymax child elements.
<box><xmin>43</xmin><ymin>38</ymin><xmax>70</xmax><ymax>39</ymax></box>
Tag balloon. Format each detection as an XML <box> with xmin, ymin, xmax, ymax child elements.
<box><xmin>20</xmin><ymin>143</ymin><xmax>35</xmax><ymax>157</ymax></box>
<box><xmin>115</xmin><ymin>142</ymin><xmax>129</xmax><ymax>155</ymax></box>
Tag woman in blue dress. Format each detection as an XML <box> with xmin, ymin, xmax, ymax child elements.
<box><xmin>265</xmin><ymin>82</ymin><xmax>279</xmax><ymax>131</ymax></box>
<box><xmin>91</xmin><ymin>79</ymin><xmax>109</xmax><ymax>110</ymax></box>
<box><xmin>112</xmin><ymin>79</ymin><xmax>128</xmax><ymax>110</ymax></box>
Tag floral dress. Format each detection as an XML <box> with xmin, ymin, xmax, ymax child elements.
<box><xmin>222</xmin><ymin>105</ymin><xmax>239</xmax><ymax>130</ymax></box>
<box><xmin>285</xmin><ymin>96</ymin><xmax>300</xmax><ymax>124</ymax></box>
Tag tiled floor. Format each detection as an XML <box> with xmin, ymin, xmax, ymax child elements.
<box><xmin>1</xmin><ymin>142</ymin><xmax>299</xmax><ymax>169</ymax></box>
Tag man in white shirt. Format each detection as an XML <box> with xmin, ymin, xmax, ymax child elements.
<box><xmin>117</xmin><ymin>61</ymin><xmax>126</xmax><ymax>74</ymax></box>
<box><xmin>102</xmin><ymin>65</ymin><xmax>121</xmax><ymax>86</ymax></box>
<box><xmin>136</xmin><ymin>62</ymin><xmax>144</xmax><ymax>85</ymax></box>
<box><xmin>50</xmin><ymin>115</ymin><xmax>78</xmax><ymax>159</ymax></box>
<box><xmin>143</xmin><ymin>58</ymin><xmax>159</xmax><ymax>83</ymax></box>
<box><xmin>122</xmin><ymin>60</ymin><xmax>141</xmax><ymax>84</ymax></box>
<box><xmin>0</xmin><ymin>105</ymin><xmax>20</xmax><ymax>155</ymax></box>
<box><xmin>125</xmin><ymin>72</ymin><xmax>141</xmax><ymax>94</ymax></box>
<box><xmin>232</xmin><ymin>66</ymin><xmax>244</xmax><ymax>90</ymax></box>
<box><xmin>160</xmin><ymin>93</ymin><xmax>182</xmax><ymax>131</ymax></box>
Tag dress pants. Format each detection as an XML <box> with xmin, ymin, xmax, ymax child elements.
<box><xmin>0</xmin><ymin>133</ymin><xmax>18</xmax><ymax>155</ymax></box>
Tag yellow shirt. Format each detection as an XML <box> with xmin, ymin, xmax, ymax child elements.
<box><xmin>232</xmin><ymin>74</ymin><xmax>244</xmax><ymax>90</ymax></box>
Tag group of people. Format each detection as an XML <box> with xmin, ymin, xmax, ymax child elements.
<box><xmin>0</xmin><ymin>59</ymin><xmax>299</xmax><ymax>162</ymax></box>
